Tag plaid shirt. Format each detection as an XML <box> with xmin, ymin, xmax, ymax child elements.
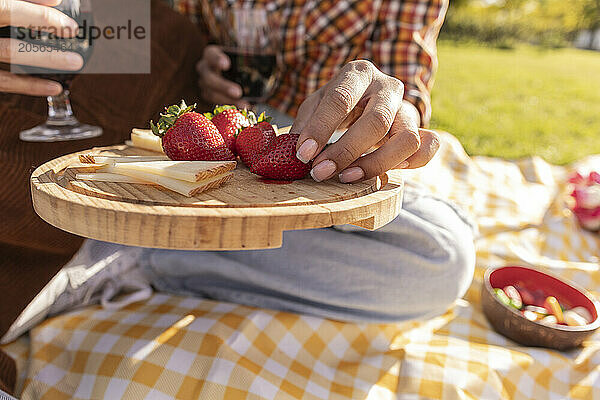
<box><xmin>172</xmin><ymin>0</ymin><xmax>448</xmax><ymax>126</ymax></box>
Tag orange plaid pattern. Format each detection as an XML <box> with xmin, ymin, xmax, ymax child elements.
<box><xmin>172</xmin><ymin>0</ymin><xmax>448</xmax><ymax>126</ymax></box>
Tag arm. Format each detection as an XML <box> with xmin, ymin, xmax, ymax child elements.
<box><xmin>370</xmin><ymin>0</ymin><xmax>449</xmax><ymax>127</ymax></box>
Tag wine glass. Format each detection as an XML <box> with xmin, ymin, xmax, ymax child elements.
<box><xmin>13</xmin><ymin>0</ymin><xmax>102</xmax><ymax>142</ymax></box>
<box><xmin>201</xmin><ymin>3</ymin><xmax>280</xmax><ymax>104</ymax></box>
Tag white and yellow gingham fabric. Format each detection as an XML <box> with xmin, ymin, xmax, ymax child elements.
<box><xmin>3</xmin><ymin>132</ymin><xmax>600</xmax><ymax>399</ymax></box>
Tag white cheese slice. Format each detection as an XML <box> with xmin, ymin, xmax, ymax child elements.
<box><xmin>109</xmin><ymin>160</ymin><xmax>237</xmax><ymax>183</ymax></box>
<box><xmin>76</xmin><ymin>173</ymin><xmax>152</xmax><ymax>184</ymax></box>
<box><xmin>131</xmin><ymin>128</ymin><xmax>164</xmax><ymax>153</ymax></box>
<box><xmin>79</xmin><ymin>154</ymin><xmax>169</xmax><ymax>164</ymax></box>
<box><xmin>103</xmin><ymin>165</ymin><xmax>234</xmax><ymax>197</ymax></box>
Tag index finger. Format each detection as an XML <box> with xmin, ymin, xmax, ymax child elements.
<box><xmin>203</xmin><ymin>45</ymin><xmax>230</xmax><ymax>71</ymax></box>
<box><xmin>1</xmin><ymin>0</ymin><xmax>79</xmax><ymax>37</ymax></box>
<box><xmin>294</xmin><ymin>60</ymin><xmax>374</xmax><ymax>163</ymax></box>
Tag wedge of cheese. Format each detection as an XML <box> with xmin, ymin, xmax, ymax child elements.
<box><xmin>131</xmin><ymin>128</ymin><xmax>164</xmax><ymax>153</ymax></box>
<box><xmin>102</xmin><ymin>164</ymin><xmax>234</xmax><ymax>197</ymax></box>
<box><xmin>79</xmin><ymin>154</ymin><xmax>169</xmax><ymax>164</ymax></box>
<box><xmin>76</xmin><ymin>172</ymin><xmax>151</xmax><ymax>184</ymax></box>
<box><xmin>106</xmin><ymin>160</ymin><xmax>237</xmax><ymax>183</ymax></box>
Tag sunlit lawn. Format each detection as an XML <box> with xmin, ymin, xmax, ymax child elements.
<box><xmin>431</xmin><ymin>41</ymin><xmax>600</xmax><ymax>165</ymax></box>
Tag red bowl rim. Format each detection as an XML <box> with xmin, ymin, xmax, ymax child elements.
<box><xmin>484</xmin><ymin>265</ymin><xmax>600</xmax><ymax>332</ymax></box>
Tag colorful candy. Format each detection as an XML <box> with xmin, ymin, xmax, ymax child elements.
<box><xmin>543</xmin><ymin>296</ymin><xmax>564</xmax><ymax>324</ymax></box>
<box><xmin>564</xmin><ymin>310</ymin><xmax>588</xmax><ymax>327</ymax></box>
<box><xmin>523</xmin><ymin>310</ymin><xmax>539</xmax><ymax>321</ymax></box>
<box><xmin>493</xmin><ymin>286</ymin><xmax>594</xmax><ymax>327</ymax></box>
<box><xmin>503</xmin><ymin>286</ymin><xmax>523</xmax><ymax>309</ymax></box>
<box><xmin>571</xmin><ymin>306</ymin><xmax>593</xmax><ymax>323</ymax></box>
<box><xmin>494</xmin><ymin>288</ymin><xmax>511</xmax><ymax>306</ymax></box>
<box><xmin>524</xmin><ymin>305</ymin><xmax>548</xmax><ymax>315</ymax></box>
<box><xmin>540</xmin><ymin>315</ymin><xmax>558</xmax><ymax>325</ymax></box>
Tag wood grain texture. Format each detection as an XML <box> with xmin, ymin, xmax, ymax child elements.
<box><xmin>31</xmin><ymin>145</ymin><xmax>404</xmax><ymax>250</ymax></box>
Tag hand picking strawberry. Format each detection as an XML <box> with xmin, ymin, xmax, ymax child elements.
<box><xmin>151</xmin><ymin>101</ymin><xmax>235</xmax><ymax>161</ymax></box>
<box><xmin>251</xmin><ymin>134</ymin><xmax>311</xmax><ymax>181</ymax></box>
<box><xmin>235</xmin><ymin>112</ymin><xmax>276</xmax><ymax>168</ymax></box>
<box><xmin>205</xmin><ymin>105</ymin><xmax>254</xmax><ymax>155</ymax></box>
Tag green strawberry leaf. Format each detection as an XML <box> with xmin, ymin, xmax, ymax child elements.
<box><xmin>150</xmin><ymin>100</ymin><xmax>196</xmax><ymax>137</ymax></box>
<box><xmin>213</xmin><ymin>104</ymin><xmax>237</xmax><ymax>115</ymax></box>
<box><xmin>256</xmin><ymin>111</ymin><xmax>273</xmax><ymax>124</ymax></box>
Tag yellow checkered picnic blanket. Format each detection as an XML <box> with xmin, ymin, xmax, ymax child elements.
<box><xmin>3</xmin><ymin>132</ymin><xmax>600</xmax><ymax>399</ymax></box>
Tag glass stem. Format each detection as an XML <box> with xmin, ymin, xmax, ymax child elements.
<box><xmin>46</xmin><ymin>89</ymin><xmax>79</xmax><ymax>126</ymax></box>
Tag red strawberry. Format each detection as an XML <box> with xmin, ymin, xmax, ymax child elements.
<box><xmin>251</xmin><ymin>134</ymin><xmax>311</xmax><ymax>181</ymax></box>
<box><xmin>256</xmin><ymin>120</ymin><xmax>276</xmax><ymax>138</ymax></box>
<box><xmin>205</xmin><ymin>105</ymin><xmax>252</xmax><ymax>155</ymax></box>
<box><xmin>235</xmin><ymin>113</ymin><xmax>276</xmax><ymax>168</ymax></box>
<box><xmin>151</xmin><ymin>100</ymin><xmax>235</xmax><ymax>161</ymax></box>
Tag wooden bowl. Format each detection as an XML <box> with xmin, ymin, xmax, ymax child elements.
<box><xmin>481</xmin><ymin>266</ymin><xmax>600</xmax><ymax>350</ymax></box>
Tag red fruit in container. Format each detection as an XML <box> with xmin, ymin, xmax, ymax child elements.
<box><xmin>515</xmin><ymin>286</ymin><xmax>535</xmax><ymax>306</ymax></box>
<box><xmin>532</xmin><ymin>289</ymin><xmax>547</xmax><ymax>307</ymax></box>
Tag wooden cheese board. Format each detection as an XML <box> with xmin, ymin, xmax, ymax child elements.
<box><xmin>31</xmin><ymin>145</ymin><xmax>404</xmax><ymax>250</ymax></box>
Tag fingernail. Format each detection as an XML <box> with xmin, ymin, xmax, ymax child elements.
<box><xmin>310</xmin><ymin>160</ymin><xmax>337</xmax><ymax>182</ymax></box>
<box><xmin>229</xmin><ymin>86</ymin><xmax>242</xmax><ymax>98</ymax></box>
<box><xmin>46</xmin><ymin>81</ymin><xmax>63</xmax><ymax>94</ymax></box>
<box><xmin>220</xmin><ymin>58</ymin><xmax>230</xmax><ymax>70</ymax></box>
<box><xmin>339</xmin><ymin>167</ymin><xmax>364</xmax><ymax>183</ymax></box>
<box><xmin>397</xmin><ymin>161</ymin><xmax>410</xmax><ymax>169</ymax></box>
<box><xmin>65</xmin><ymin>53</ymin><xmax>84</xmax><ymax>70</ymax></box>
<box><xmin>296</xmin><ymin>139</ymin><xmax>318</xmax><ymax>163</ymax></box>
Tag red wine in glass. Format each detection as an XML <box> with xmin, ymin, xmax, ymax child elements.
<box><xmin>223</xmin><ymin>50</ymin><xmax>277</xmax><ymax>103</ymax></box>
<box><xmin>201</xmin><ymin>6</ymin><xmax>280</xmax><ymax>104</ymax></box>
<box><xmin>1</xmin><ymin>1</ymin><xmax>102</xmax><ymax>142</ymax></box>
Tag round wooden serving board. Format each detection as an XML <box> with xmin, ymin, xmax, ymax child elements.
<box><xmin>31</xmin><ymin>145</ymin><xmax>404</xmax><ymax>250</ymax></box>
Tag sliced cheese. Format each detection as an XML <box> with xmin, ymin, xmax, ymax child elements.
<box><xmin>109</xmin><ymin>160</ymin><xmax>237</xmax><ymax>183</ymax></box>
<box><xmin>79</xmin><ymin>154</ymin><xmax>169</xmax><ymax>164</ymax></box>
<box><xmin>103</xmin><ymin>164</ymin><xmax>233</xmax><ymax>197</ymax></box>
<box><xmin>76</xmin><ymin>172</ymin><xmax>152</xmax><ymax>184</ymax></box>
<box><xmin>131</xmin><ymin>128</ymin><xmax>164</xmax><ymax>153</ymax></box>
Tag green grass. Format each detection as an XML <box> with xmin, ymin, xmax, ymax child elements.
<box><xmin>430</xmin><ymin>42</ymin><xmax>600</xmax><ymax>165</ymax></box>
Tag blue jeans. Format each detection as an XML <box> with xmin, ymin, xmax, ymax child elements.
<box><xmin>140</xmin><ymin>184</ymin><xmax>476</xmax><ymax>323</ymax></box>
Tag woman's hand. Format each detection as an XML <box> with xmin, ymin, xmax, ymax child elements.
<box><xmin>291</xmin><ymin>60</ymin><xmax>440</xmax><ymax>183</ymax></box>
<box><xmin>196</xmin><ymin>45</ymin><xmax>249</xmax><ymax>108</ymax></box>
<box><xmin>0</xmin><ymin>0</ymin><xmax>83</xmax><ymax>96</ymax></box>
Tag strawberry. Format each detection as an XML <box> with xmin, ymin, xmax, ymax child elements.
<box><xmin>151</xmin><ymin>100</ymin><xmax>235</xmax><ymax>161</ymax></box>
<box><xmin>235</xmin><ymin>112</ymin><xmax>276</xmax><ymax>168</ymax></box>
<box><xmin>205</xmin><ymin>105</ymin><xmax>252</xmax><ymax>155</ymax></box>
<box><xmin>251</xmin><ymin>134</ymin><xmax>311</xmax><ymax>181</ymax></box>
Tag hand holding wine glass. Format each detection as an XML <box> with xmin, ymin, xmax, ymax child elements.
<box><xmin>197</xmin><ymin>5</ymin><xmax>279</xmax><ymax>107</ymax></box>
<box><xmin>196</xmin><ymin>45</ymin><xmax>249</xmax><ymax>109</ymax></box>
<box><xmin>1</xmin><ymin>0</ymin><xmax>102</xmax><ymax>142</ymax></box>
<box><xmin>0</xmin><ymin>0</ymin><xmax>83</xmax><ymax>96</ymax></box>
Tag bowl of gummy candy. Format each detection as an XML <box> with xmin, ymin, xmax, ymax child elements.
<box><xmin>482</xmin><ymin>265</ymin><xmax>600</xmax><ymax>350</ymax></box>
